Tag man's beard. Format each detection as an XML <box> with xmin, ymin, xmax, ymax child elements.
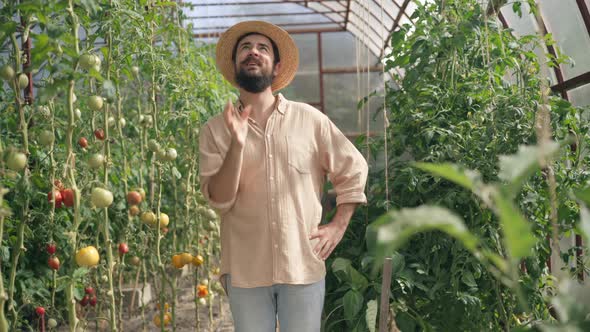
<box><xmin>235</xmin><ymin>58</ymin><xmax>275</xmax><ymax>93</ymax></box>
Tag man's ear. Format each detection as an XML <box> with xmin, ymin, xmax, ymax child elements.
<box><xmin>273</xmin><ymin>62</ymin><xmax>281</xmax><ymax>77</ymax></box>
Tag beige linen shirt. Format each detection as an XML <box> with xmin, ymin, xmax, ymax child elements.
<box><xmin>198</xmin><ymin>93</ymin><xmax>368</xmax><ymax>288</ymax></box>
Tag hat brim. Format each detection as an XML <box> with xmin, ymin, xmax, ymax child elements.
<box><xmin>215</xmin><ymin>21</ymin><xmax>299</xmax><ymax>92</ymax></box>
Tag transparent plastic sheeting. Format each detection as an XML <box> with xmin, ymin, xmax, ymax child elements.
<box><xmin>186</xmin><ymin>0</ymin><xmax>590</xmax><ymax>106</ymax></box>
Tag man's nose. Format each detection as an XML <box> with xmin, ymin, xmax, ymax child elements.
<box><xmin>247</xmin><ymin>48</ymin><xmax>260</xmax><ymax>57</ymax></box>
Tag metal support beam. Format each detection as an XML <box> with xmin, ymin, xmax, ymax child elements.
<box><xmin>318</xmin><ymin>32</ymin><xmax>325</xmax><ymax>113</ymax></box>
<box><xmin>187</xmin><ymin>10</ymin><xmax>347</xmax><ymax>19</ymax></box>
<box><xmin>183</xmin><ymin>0</ymin><xmax>346</xmax><ymax>6</ymax></box>
<box><xmin>344</xmin><ymin>0</ymin><xmax>351</xmax><ymax>29</ymax></box>
<box><xmin>550</xmin><ymin>72</ymin><xmax>590</xmax><ymax>94</ymax></box>
<box><xmin>379</xmin><ymin>0</ymin><xmax>411</xmax><ymax>60</ymax></box>
<box><xmin>193</xmin><ymin>21</ymin><xmax>342</xmax><ymax>31</ymax></box>
<box><xmin>573</xmin><ymin>0</ymin><xmax>589</xmax><ymax>281</ymax></box>
<box><xmin>323</xmin><ymin>66</ymin><xmax>382</xmax><ymax>74</ymax></box>
<box><xmin>533</xmin><ymin>6</ymin><xmax>567</xmax><ymax>99</ymax></box>
<box><xmin>575</xmin><ymin>0</ymin><xmax>590</xmax><ymax>38</ymax></box>
<box><xmin>194</xmin><ymin>26</ymin><xmax>344</xmax><ymax>38</ymax></box>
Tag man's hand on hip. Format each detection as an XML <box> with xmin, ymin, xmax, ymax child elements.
<box><xmin>309</xmin><ymin>203</ymin><xmax>358</xmax><ymax>260</ymax></box>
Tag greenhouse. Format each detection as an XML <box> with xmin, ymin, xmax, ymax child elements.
<box><xmin>1</xmin><ymin>0</ymin><xmax>589</xmax><ymax>331</ymax></box>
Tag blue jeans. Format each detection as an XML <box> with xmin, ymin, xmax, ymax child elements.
<box><xmin>223</xmin><ymin>275</ymin><xmax>325</xmax><ymax>332</ymax></box>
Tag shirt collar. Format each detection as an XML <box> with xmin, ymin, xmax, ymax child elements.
<box><xmin>276</xmin><ymin>93</ymin><xmax>287</xmax><ymax>115</ymax></box>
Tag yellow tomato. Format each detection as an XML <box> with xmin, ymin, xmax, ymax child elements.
<box><xmin>171</xmin><ymin>255</ymin><xmax>184</xmax><ymax>269</ymax></box>
<box><xmin>192</xmin><ymin>254</ymin><xmax>204</xmax><ymax>267</ymax></box>
<box><xmin>76</xmin><ymin>246</ymin><xmax>100</xmax><ymax>267</ymax></box>
<box><xmin>153</xmin><ymin>312</ymin><xmax>171</xmax><ymax>327</ymax></box>
<box><xmin>159</xmin><ymin>213</ymin><xmax>169</xmax><ymax>228</ymax></box>
<box><xmin>140</xmin><ymin>211</ymin><xmax>156</xmax><ymax>226</ymax></box>
<box><xmin>180</xmin><ymin>253</ymin><xmax>193</xmax><ymax>265</ymax></box>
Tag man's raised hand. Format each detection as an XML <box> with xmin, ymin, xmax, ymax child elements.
<box><xmin>223</xmin><ymin>99</ymin><xmax>252</xmax><ymax>147</ymax></box>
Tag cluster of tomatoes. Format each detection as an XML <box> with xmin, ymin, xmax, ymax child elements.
<box><xmin>171</xmin><ymin>252</ymin><xmax>203</xmax><ymax>269</ymax></box>
<box><xmin>153</xmin><ymin>302</ymin><xmax>172</xmax><ymax>327</ymax></box>
<box><xmin>47</xmin><ymin>180</ymin><xmax>74</xmax><ymax>209</ymax></box>
<box><xmin>80</xmin><ymin>286</ymin><xmax>98</xmax><ymax>308</ymax></box>
<box><xmin>46</xmin><ymin>243</ymin><xmax>60</xmax><ymax>271</ymax></box>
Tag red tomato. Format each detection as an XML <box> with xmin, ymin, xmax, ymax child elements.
<box><xmin>61</xmin><ymin>188</ymin><xmax>75</xmax><ymax>207</ymax></box>
<box><xmin>35</xmin><ymin>306</ymin><xmax>45</xmax><ymax>316</ymax></box>
<box><xmin>80</xmin><ymin>295</ymin><xmax>89</xmax><ymax>307</ymax></box>
<box><xmin>48</xmin><ymin>190</ymin><xmax>63</xmax><ymax>208</ymax></box>
<box><xmin>46</xmin><ymin>243</ymin><xmax>57</xmax><ymax>255</ymax></box>
<box><xmin>78</xmin><ymin>137</ymin><xmax>88</xmax><ymax>148</ymax></box>
<box><xmin>118</xmin><ymin>243</ymin><xmax>129</xmax><ymax>255</ymax></box>
<box><xmin>48</xmin><ymin>256</ymin><xmax>60</xmax><ymax>270</ymax></box>
<box><xmin>126</xmin><ymin>191</ymin><xmax>142</xmax><ymax>205</ymax></box>
<box><xmin>94</xmin><ymin>129</ymin><xmax>105</xmax><ymax>140</ymax></box>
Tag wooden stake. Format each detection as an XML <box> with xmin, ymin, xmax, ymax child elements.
<box><xmin>379</xmin><ymin>257</ymin><xmax>393</xmax><ymax>332</ymax></box>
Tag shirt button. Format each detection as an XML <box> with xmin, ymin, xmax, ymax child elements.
<box><xmin>269</xmin><ymin>154</ymin><xmax>273</xmax><ymax>158</ymax></box>
<box><xmin>267</xmin><ymin>134</ymin><xmax>271</xmax><ymax>138</ymax></box>
<box><xmin>274</xmin><ymin>244</ymin><xmax>278</xmax><ymax>248</ymax></box>
<box><xmin>269</xmin><ymin>176</ymin><xmax>274</xmax><ymax>181</ymax></box>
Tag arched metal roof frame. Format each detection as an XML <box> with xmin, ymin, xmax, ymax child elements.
<box><xmin>183</xmin><ymin>0</ymin><xmax>590</xmax><ymax>101</ymax></box>
<box><xmin>183</xmin><ymin>0</ymin><xmax>416</xmax><ymax>61</ymax></box>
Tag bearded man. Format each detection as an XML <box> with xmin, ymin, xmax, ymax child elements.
<box><xmin>198</xmin><ymin>21</ymin><xmax>368</xmax><ymax>332</ymax></box>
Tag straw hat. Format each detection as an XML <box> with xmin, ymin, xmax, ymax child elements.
<box><xmin>215</xmin><ymin>21</ymin><xmax>299</xmax><ymax>92</ymax></box>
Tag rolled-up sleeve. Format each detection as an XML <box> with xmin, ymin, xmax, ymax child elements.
<box><xmin>319</xmin><ymin>115</ymin><xmax>369</xmax><ymax>206</ymax></box>
<box><xmin>198</xmin><ymin>123</ymin><xmax>236</xmax><ymax>214</ymax></box>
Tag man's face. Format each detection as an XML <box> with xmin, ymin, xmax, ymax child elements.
<box><xmin>234</xmin><ymin>34</ymin><xmax>279</xmax><ymax>93</ymax></box>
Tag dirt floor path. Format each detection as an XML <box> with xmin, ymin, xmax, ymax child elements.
<box><xmin>122</xmin><ymin>287</ymin><xmax>235</xmax><ymax>332</ymax></box>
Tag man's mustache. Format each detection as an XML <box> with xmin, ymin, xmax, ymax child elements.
<box><xmin>241</xmin><ymin>56</ymin><xmax>262</xmax><ymax>66</ymax></box>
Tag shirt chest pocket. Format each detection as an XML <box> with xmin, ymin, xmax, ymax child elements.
<box><xmin>285</xmin><ymin>135</ymin><xmax>313</xmax><ymax>174</ymax></box>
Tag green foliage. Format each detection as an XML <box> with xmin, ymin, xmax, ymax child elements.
<box><xmin>323</xmin><ymin>0</ymin><xmax>590</xmax><ymax>331</ymax></box>
<box><xmin>1</xmin><ymin>0</ymin><xmax>231</xmax><ymax>329</ymax></box>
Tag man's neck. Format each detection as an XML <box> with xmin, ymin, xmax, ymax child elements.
<box><xmin>238</xmin><ymin>88</ymin><xmax>276</xmax><ymax>121</ymax></box>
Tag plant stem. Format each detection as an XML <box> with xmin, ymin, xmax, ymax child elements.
<box><xmin>0</xmin><ymin>187</ymin><xmax>10</xmax><ymax>332</ymax></box>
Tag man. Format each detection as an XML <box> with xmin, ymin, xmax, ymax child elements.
<box><xmin>198</xmin><ymin>21</ymin><xmax>368</xmax><ymax>332</ymax></box>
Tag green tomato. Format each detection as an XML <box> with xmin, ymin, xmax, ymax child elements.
<box><xmin>88</xmin><ymin>153</ymin><xmax>105</xmax><ymax>169</ymax></box>
<box><xmin>37</xmin><ymin>105</ymin><xmax>51</xmax><ymax>118</ymax></box>
<box><xmin>88</xmin><ymin>96</ymin><xmax>103</xmax><ymax>111</ymax></box>
<box><xmin>0</xmin><ymin>64</ymin><xmax>15</xmax><ymax>81</ymax></box>
<box><xmin>91</xmin><ymin>187</ymin><xmax>113</xmax><ymax>208</ymax></box>
<box><xmin>39</xmin><ymin>130</ymin><xmax>55</xmax><ymax>146</ymax></box>
<box><xmin>18</xmin><ymin>73</ymin><xmax>29</xmax><ymax>89</ymax></box>
<box><xmin>6</xmin><ymin>152</ymin><xmax>26</xmax><ymax>171</ymax></box>
<box><xmin>47</xmin><ymin>318</ymin><xmax>58</xmax><ymax>328</ymax></box>
<box><xmin>148</xmin><ymin>139</ymin><xmax>160</xmax><ymax>152</ymax></box>
<box><xmin>165</xmin><ymin>148</ymin><xmax>177</xmax><ymax>161</ymax></box>
<box><xmin>78</xmin><ymin>53</ymin><xmax>96</xmax><ymax>70</ymax></box>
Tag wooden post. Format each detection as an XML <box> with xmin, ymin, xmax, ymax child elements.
<box><xmin>379</xmin><ymin>258</ymin><xmax>393</xmax><ymax>332</ymax></box>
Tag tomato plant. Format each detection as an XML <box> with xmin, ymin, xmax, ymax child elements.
<box><xmin>0</xmin><ymin>1</ymin><xmax>230</xmax><ymax>330</ymax></box>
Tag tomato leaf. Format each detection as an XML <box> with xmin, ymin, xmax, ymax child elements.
<box><xmin>343</xmin><ymin>289</ymin><xmax>364</xmax><ymax>321</ymax></box>
<box><xmin>414</xmin><ymin>162</ymin><xmax>479</xmax><ymax>191</ymax></box>
<box><xmin>365</xmin><ymin>299</ymin><xmax>378</xmax><ymax>332</ymax></box>
<box><xmin>492</xmin><ymin>190</ymin><xmax>536</xmax><ymax>260</ymax></box>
